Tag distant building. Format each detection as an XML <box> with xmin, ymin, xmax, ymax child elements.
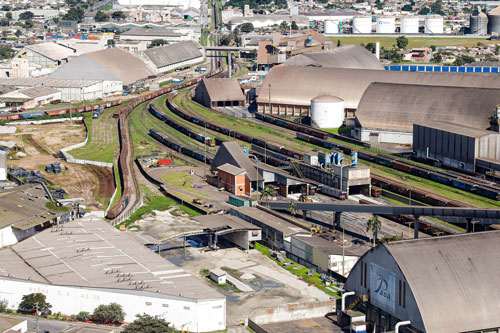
<box><xmin>0</xmin><ymin>86</ymin><xmax>61</xmax><ymax>110</ymax></box>
<box><xmin>117</xmin><ymin>0</ymin><xmax>200</xmax><ymax>9</ymax></box>
<box><xmin>210</xmin><ymin>268</ymin><xmax>227</xmax><ymax>284</ymax></box>
<box><xmin>193</xmin><ymin>78</ymin><xmax>245</xmax><ymax>108</ymax></box>
<box><xmin>228</xmin><ymin>15</ymin><xmax>309</xmax><ymax>30</ymax></box>
<box><xmin>216</xmin><ymin>163</ymin><xmax>248</xmax><ymax>196</ymax></box>
<box><xmin>222</xmin><ymin>6</ymin><xmax>243</xmax><ymax>23</ymax></box>
<box><xmin>119</xmin><ymin>28</ymin><xmax>193</xmax><ymax>43</ymax></box>
<box><xmin>115</xmin><ymin>40</ymin><xmax>148</xmax><ymax>54</ymax></box>
<box><xmin>141</xmin><ymin>40</ymin><xmax>204</xmax><ymax>74</ymax></box>
<box><xmin>17</xmin><ymin>42</ymin><xmax>77</xmax><ymax>68</ymax></box>
<box><xmin>344</xmin><ymin>231</ymin><xmax>500</xmax><ymax>332</ymax></box>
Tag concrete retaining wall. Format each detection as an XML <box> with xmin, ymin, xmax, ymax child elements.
<box><xmin>10</xmin><ymin>117</ymin><xmax>83</xmax><ymax>125</ymax></box>
<box><xmin>250</xmin><ymin>300</ymin><xmax>336</xmax><ymax>325</ymax></box>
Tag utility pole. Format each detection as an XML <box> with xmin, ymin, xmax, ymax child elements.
<box><xmin>342</xmin><ymin>225</ymin><xmax>345</xmax><ymax>276</ymax></box>
<box><xmin>35</xmin><ymin>302</ymin><xmax>39</xmax><ymax>332</ymax></box>
<box><xmin>204</xmin><ymin>122</ymin><xmax>207</xmax><ymax>179</ymax></box>
<box><xmin>268</xmin><ymin>84</ymin><xmax>271</xmax><ymax>114</ymax></box>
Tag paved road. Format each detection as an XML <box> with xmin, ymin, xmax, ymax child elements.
<box><xmin>0</xmin><ymin>315</ymin><xmax>124</xmax><ymax>333</ymax></box>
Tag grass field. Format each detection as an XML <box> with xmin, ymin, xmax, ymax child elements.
<box><xmin>162</xmin><ymin>171</ymin><xmax>212</xmax><ymax>198</ymax></box>
<box><xmin>69</xmin><ymin>107</ymin><xmax>120</xmax><ymax>163</ymax></box>
<box><xmin>330</xmin><ymin>36</ymin><xmax>499</xmax><ymax>49</ymax></box>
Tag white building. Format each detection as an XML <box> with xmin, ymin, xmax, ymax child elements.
<box><xmin>117</xmin><ymin>0</ymin><xmax>200</xmax><ymax>10</ymax></box>
<box><xmin>210</xmin><ymin>269</ymin><xmax>227</xmax><ymax>284</ymax></box>
<box><xmin>141</xmin><ymin>40</ymin><xmax>204</xmax><ymax>74</ymax></box>
<box><xmin>0</xmin><ymin>150</ymin><xmax>6</xmax><ymax>182</ymax></box>
<box><xmin>0</xmin><ymin>216</ymin><xmax>226</xmax><ymax>332</ymax></box>
<box><xmin>0</xmin><ymin>86</ymin><xmax>62</xmax><ymax>110</ymax></box>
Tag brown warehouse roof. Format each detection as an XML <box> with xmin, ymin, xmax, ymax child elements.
<box><xmin>201</xmin><ymin>78</ymin><xmax>245</xmax><ymax>102</ymax></box>
<box><xmin>356</xmin><ymin>82</ymin><xmax>500</xmax><ymax>132</ymax></box>
<box><xmin>257</xmin><ymin>66</ymin><xmax>500</xmax><ymax>109</ymax></box>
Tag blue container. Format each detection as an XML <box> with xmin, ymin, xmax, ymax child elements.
<box><xmin>351</xmin><ymin>152</ymin><xmax>358</xmax><ymax>167</ymax></box>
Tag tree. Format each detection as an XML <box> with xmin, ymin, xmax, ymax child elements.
<box><xmin>366</xmin><ymin>215</ymin><xmax>381</xmax><ymax>247</ymax></box>
<box><xmin>288</xmin><ymin>201</ymin><xmax>297</xmax><ymax>216</ymax></box>
<box><xmin>380</xmin><ymin>235</ymin><xmax>402</xmax><ymax>243</ymax></box>
<box><xmin>220</xmin><ymin>34</ymin><xmax>231</xmax><ymax>46</ymax></box>
<box><xmin>0</xmin><ymin>18</ymin><xmax>9</xmax><ymax>26</ymax></box>
<box><xmin>418</xmin><ymin>7</ymin><xmax>430</xmax><ymax>15</ymax></box>
<box><xmin>431</xmin><ymin>0</ymin><xmax>444</xmax><ymax>15</ymax></box>
<box><xmin>123</xmin><ymin>314</ymin><xmax>174</xmax><ymax>333</ymax></box>
<box><xmin>238</xmin><ymin>22</ymin><xmax>254</xmax><ymax>33</ymax></box>
<box><xmin>291</xmin><ymin>20</ymin><xmax>298</xmax><ymax>30</ymax></box>
<box><xmin>107</xmin><ymin>39</ymin><xmax>115</xmax><ymax>46</ymax></box>
<box><xmin>364</xmin><ymin>42</ymin><xmax>376</xmax><ymax>53</ymax></box>
<box><xmin>401</xmin><ymin>4</ymin><xmax>412</xmax><ymax>11</ymax></box>
<box><xmin>94</xmin><ymin>10</ymin><xmax>109</xmax><ymax>22</ymax></box>
<box><xmin>15</xmin><ymin>29</ymin><xmax>22</xmax><ymax>37</ymax></box>
<box><xmin>279</xmin><ymin>20</ymin><xmax>288</xmax><ymax>33</ymax></box>
<box><xmin>111</xmin><ymin>11</ymin><xmax>126</xmax><ymax>21</ymax></box>
<box><xmin>149</xmin><ymin>39</ymin><xmax>167</xmax><ymax>47</ymax></box>
<box><xmin>1</xmin><ymin>5</ymin><xmax>10</xmax><ymax>11</ymax></box>
<box><xmin>92</xmin><ymin>303</ymin><xmax>125</xmax><ymax>323</ymax></box>
<box><xmin>63</xmin><ymin>7</ymin><xmax>84</xmax><ymax>22</ymax></box>
<box><xmin>19</xmin><ymin>293</ymin><xmax>52</xmax><ymax>312</ymax></box>
<box><xmin>23</xmin><ymin>19</ymin><xmax>33</xmax><ymax>29</ymax></box>
<box><xmin>396</xmin><ymin>36</ymin><xmax>408</xmax><ymax>49</ymax></box>
<box><xmin>431</xmin><ymin>53</ymin><xmax>442</xmax><ymax>63</ymax></box>
<box><xmin>5</xmin><ymin>12</ymin><xmax>11</xmax><ymax>20</ymax></box>
<box><xmin>375</xmin><ymin>0</ymin><xmax>382</xmax><ymax>9</ymax></box>
<box><xmin>0</xmin><ymin>45</ymin><xmax>14</xmax><ymax>59</ymax></box>
<box><xmin>0</xmin><ymin>299</ymin><xmax>8</xmax><ymax>312</ymax></box>
<box><xmin>260</xmin><ymin>185</ymin><xmax>276</xmax><ymax>201</ymax></box>
<box><xmin>453</xmin><ymin>55</ymin><xmax>475</xmax><ymax>66</ymax></box>
<box><xmin>19</xmin><ymin>11</ymin><xmax>34</xmax><ymax>20</ymax></box>
<box><xmin>76</xmin><ymin>311</ymin><xmax>92</xmax><ymax>321</ymax></box>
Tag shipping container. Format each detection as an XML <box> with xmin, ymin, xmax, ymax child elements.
<box><xmin>158</xmin><ymin>159</ymin><xmax>173</xmax><ymax>166</ymax></box>
<box><xmin>229</xmin><ymin>195</ymin><xmax>250</xmax><ymax>207</ymax></box>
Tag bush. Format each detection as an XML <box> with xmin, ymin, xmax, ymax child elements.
<box><xmin>92</xmin><ymin>303</ymin><xmax>125</xmax><ymax>323</ymax></box>
<box><xmin>0</xmin><ymin>299</ymin><xmax>8</xmax><ymax>312</ymax></box>
<box><xmin>76</xmin><ymin>311</ymin><xmax>91</xmax><ymax>321</ymax></box>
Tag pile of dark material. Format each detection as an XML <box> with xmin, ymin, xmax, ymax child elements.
<box><xmin>51</xmin><ymin>188</ymin><xmax>66</xmax><ymax>199</ymax></box>
<box><xmin>10</xmin><ymin>167</ymin><xmax>47</xmax><ymax>184</ymax></box>
<box><xmin>46</xmin><ymin>162</ymin><xmax>62</xmax><ymax>174</ymax></box>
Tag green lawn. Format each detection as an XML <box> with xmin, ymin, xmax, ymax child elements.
<box><xmin>162</xmin><ymin>171</ymin><xmax>212</xmax><ymax>198</ymax></box>
<box><xmin>69</xmin><ymin>106</ymin><xmax>120</xmax><ymax>163</ymax></box>
<box><xmin>330</xmin><ymin>36</ymin><xmax>499</xmax><ymax>49</ymax></box>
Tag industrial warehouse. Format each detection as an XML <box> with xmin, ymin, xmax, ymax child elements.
<box><xmin>0</xmin><ymin>216</ymin><xmax>226</xmax><ymax>332</ymax></box>
<box><xmin>343</xmin><ymin>231</ymin><xmax>500</xmax><ymax>333</ymax></box>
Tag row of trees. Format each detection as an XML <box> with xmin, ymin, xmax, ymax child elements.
<box><xmin>3</xmin><ymin>293</ymin><xmax>173</xmax><ymax>332</ymax></box>
<box><xmin>95</xmin><ymin>10</ymin><xmax>127</xmax><ymax>22</ymax></box>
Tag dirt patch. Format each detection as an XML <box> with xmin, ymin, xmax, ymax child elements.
<box><xmin>84</xmin><ymin>165</ymin><xmax>115</xmax><ymax>198</ymax></box>
<box><xmin>23</xmin><ymin>134</ymin><xmax>50</xmax><ymax>155</ymax></box>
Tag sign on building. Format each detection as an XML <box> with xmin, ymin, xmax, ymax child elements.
<box><xmin>369</xmin><ymin>262</ymin><xmax>396</xmax><ymax>313</ymax></box>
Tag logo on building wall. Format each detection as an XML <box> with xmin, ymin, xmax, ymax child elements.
<box><xmin>370</xmin><ymin>262</ymin><xmax>396</xmax><ymax>313</ymax></box>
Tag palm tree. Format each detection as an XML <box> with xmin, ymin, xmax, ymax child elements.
<box><xmin>288</xmin><ymin>201</ymin><xmax>297</xmax><ymax>216</ymax></box>
<box><xmin>366</xmin><ymin>215</ymin><xmax>382</xmax><ymax>247</ymax></box>
<box><xmin>260</xmin><ymin>185</ymin><xmax>276</xmax><ymax>201</ymax></box>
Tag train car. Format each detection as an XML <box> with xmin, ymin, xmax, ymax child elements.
<box><xmin>46</xmin><ymin>109</ymin><xmax>67</xmax><ymax>116</ymax></box>
<box><xmin>317</xmin><ymin>184</ymin><xmax>347</xmax><ymax>200</ymax></box>
<box><xmin>373</xmin><ymin>155</ymin><xmax>393</xmax><ymax>167</ymax></box>
<box><xmin>475</xmin><ymin>186</ymin><xmax>500</xmax><ymax>200</ymax></box>
<box><xmin>393</xmin><ymin>160</ymin><xmax>414</xmax><ymax>173</ymax></box>
<box><xmin>21</xmin><ymin>112</ymin><xmax>45</xmax><ymax>119</ymax></box>
<box><xmin>451</xmin><ymin>179</ymin><xmax>476</xmax><ymax>192</ymax></box>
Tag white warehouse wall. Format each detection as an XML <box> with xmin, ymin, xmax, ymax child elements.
<box><xmin>0</xmin><ymin>278</ymin><xmax>226</xmax><ymax>332</ymax></box>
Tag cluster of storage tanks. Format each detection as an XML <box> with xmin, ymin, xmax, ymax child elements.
<box><xmin>324</xmin><ymin>15</ymin><xmax>444</xmax><ymax>34</ymax></box>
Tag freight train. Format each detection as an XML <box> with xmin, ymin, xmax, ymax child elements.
<box><xmin>0</xmin><ymin>100</ymin><xmax>122</xmax><ymax>121</ymax></box>
<box><xmin>296</xmin><ymin>132</ymin><xmax>500</xmax><ymax>201</ymax></box>
<box><xmin>164</xmin><ymin>93</ymin><xmax>304</xmax><ymax>159</ymax></box>
<box><xmin>149</xmin><ymin>129</ymin><xmax>212</xmax><ymax>164</ymax></box>
<box><xmin>106</xmin><ymin>67</ymin><xmax>224</xmax><ymax>220</ymax></box>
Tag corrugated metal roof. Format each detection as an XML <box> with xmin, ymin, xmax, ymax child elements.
<box><xmin>50</xmin><ymin>48</ymin><xmax>154</xmax><ymax>85</ymax></box>
<box><xmin>285</xmin><ymin>45</ymin><xmax>384</xmax><ymax>70</ymax></box>
<box><xmin>217</xmin><ymin>163</ymin><xmax>246</xmax><ymax>175</ymax></box>
<box><xmin>200</xmin><ymin>78</ymin><xmax>245</xmax><ymax>102</ymax></box>
<box><xmin>121</xmin><ymin>28</ymin><xmax>183</xmax><ymax>37</ymax></box>
<box><xmin>25</xmin><ymin>42</ymin><xmax>76</xmax><ymax>61</ymax></box>
<box><xmin>384</xmin><ymin>231</ymin><xmax>500</xmax><ymax>332</ymax></box>
<box><xmin>211</xmin><ymin>142</ymin><xmax>258</xmax><ymax>181</ymax></box>
<box><xmin>415</xmin><ymin>121</ymin><xmax>499</xmax><ymax>139</ymax></box>
<box><xmin>356</xmin><ymin>82</ymin><xmax>500</xmax><ymax>132</ymax></box>
<box><xmin>257</xmin><ymin>66</ymin><xmax>500</xmax><ymax>109</ymax></box>
<box><xmin>18</xmin><ymin>86</ymin><xmax>60</xmax><ymax>98</ymax></box>
<box><xmin>143</xmin><ymin>41</ymin><xmax>203</xmax><ymax>68</ymax></box>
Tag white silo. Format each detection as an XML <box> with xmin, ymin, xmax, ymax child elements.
<box><xmin>310</xmin><ymin>95</ymin><xmax>345</xmax><ymax>129</ymax></box>
<box><xmin>324</xmin><ymin>20</ymin><xmax>340</xmax><ymax>34</ymax></box>
<box><xmin>376</xmin><ymin>16</ymin><xmax>396</xmax><ymax>33</ymax></box>
<box><xmin>0</xmin><ymin>150</ymin><xmax>6</xmax><ymax>182</ymax></box>
<box><xmin>400</xmin><ymin>16</ymin><xmax>420</xmax><ymax>34</ymax></box>
<box><xmin>424</xmin><ymin>15</ymin><xmax>444</xmax><ymax>34</ymax></box>
<box><xmin>352</xmin><ymin>16</ymin><xmax>372</xmax><ymax>34</ymax></box>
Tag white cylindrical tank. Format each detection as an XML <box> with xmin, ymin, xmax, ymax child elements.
<box><xmin>310</xmin><ymin>95</ymin><xmax>345</xmax><ymax>129</ymax></box>
<box><xmin>400</xmin><ymin>16</ymin><xmax>419</xmax><ymax>34</ymax></box>
<box><xmin>0</xmin><ymin>150</ymin><xmax>6</xmax><ymax>182</ymax></box>
<box><xmin>376</xmin><ymin>16</ymin><xmax>395</xmax><ymax>33</ymax></box>
<box><xmin>424</xmin><ymin>15</ymin><xmax>444</xmax><ymax>34</ymax></box>
<box><xmin>324</xmin><ymin>20</ymin><xmax>339</xmax><ymax>34</ymax></box>
<box><xmin>352</xmin><ymin>16</ymin><xmax>372</xmax><ymax>34</ymax></box>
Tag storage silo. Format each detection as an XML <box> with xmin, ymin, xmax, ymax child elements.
<box><xmin>352</xmin><ymin>16</ymin><xmax>372</xmax><ymax>34</ymax></box>
<box><xmin>424</xmin><ymin>15</ymin><xmax>444</xmax><ymax>34</ymax></box>
<box><xmin>487</xmin><ymin>6</ymin><xmax>500</xmax><ymax>34</ymax></box>
<box><xmin>0</xmin><ymin>150</ymin><xmax>6</xmax><ymax>182</ymax></box>
<box><xmin>324</xmin><ymin>20</ymin><xmax>339</xmax><ymax>34</ymax></box>
<box><xmin>470</xmin><ymin>12</ymin><xmax>488</xmax><ymax>35</ymax></box>
<box><xmin>400</xmin><ymin>16</ymin><xmax>420</xmax><ymax>34</ymax></box>
<box><xmin>376</xmin><ymin>16</ymin><xmax>395</xmax><ymax>33</ymax></box>
<box><xmin>310</xmin><ymin>95</ymin><xmax>345</xmax><ymax>129</ymax></box>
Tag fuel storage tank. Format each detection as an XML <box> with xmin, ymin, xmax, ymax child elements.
<box><xmin>324</xmin><ymin>20</ymin><xmax>340</xmax><ymax>34</ymax></box>
<box><xmin>400</xmin><ymin>16</ymin><xmax>419</xmax><ymax>34</ymax></box>
<box><xmin>352</xmin><ymin>16</ymin><xmax>372</xmax><ymax>34</ymax></box>
<box><xmin>376</xmin><ymin>16</ymin><xmax>395</xmax><ymax>33</ymax></box>
<box><xmin>424</xmin><ymin>15</ymin><xmax>444</xmax><ymax>34</ymax></box>
<box><xmin>310</xmin><ymin>95</ymin><xmax>345</xmax><ymax>129</ymax></box>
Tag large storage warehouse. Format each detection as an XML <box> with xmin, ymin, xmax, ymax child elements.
<box><xmin>413</xmin><ymin>121</ymin><xmax>500</xmax><ymax>173</ymax></box>
<box><xmin>141</xmin><ymin>41</ymin><xmax>204</xmax><ymax>74</ymax></box>
<box><xmin>0</xmin><ymin>216</ymin><xmax>226</xmax><ymax>332</ymax></box>
<box><xmin>256</xmin><ymin>66</ymin><xmax>500</xmax><ymax>116</ymax></box>
<box><xmin>354</xmin><ymin>83</ymin><xmax>500</xmax><ymax>144</ymax></box>
<box><xmin>344</xmin><ymin>231</ymin><xmax>500</xmax><ymax>332</ymax></box>
<box><xmin>284</xmin><ymin>45</ymin><xmax>384</xmax><ymax>70</ymax></box>
<box><xmin>194</xmin><ymin>78</ymin><xmax>245</xmax><ymax>108</ymax></box>
<box><xmin>49</xmin><ymin>47</ymin><xmax>154</xmax><ymax>88</ymax></box>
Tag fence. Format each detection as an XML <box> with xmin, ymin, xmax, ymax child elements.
<box><xmin>10</xmin><ymin>117</ymin><xmax>83</xmax><ymax>125</ymax></box>
<box><xmin>385</xmin><ymin>64</ymin><xmax>500</xmax><ymax>73</ymax></box>
<box><xmin>110</xmin><ymin>196</ymin><xmax>144</xmax><ymax>226</ymax></box>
